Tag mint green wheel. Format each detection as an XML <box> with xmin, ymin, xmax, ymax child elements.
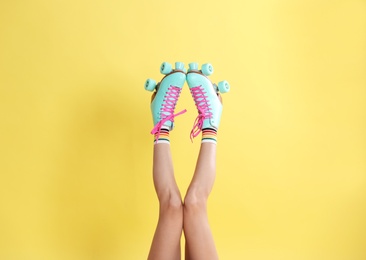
<box><xmin>218</xmin><ymin>80</ymin><xmax>230</xmax><ymax>93</ymax></box>
<box><xmin>145</xmin><ymin>78</ymin><xmax>156</xmax><ymax>92</ymax></box>
<box><xmin>201</xmin><ymin>63</ymin><xmax>214</xmax><ymax>76</ymax></box>
<box><xmin>160</xmin><ymin>62</ymin><xmax>172</xmax><ymax>75</ymax></box>
<box><xmin>188</xmin><ymin>62</ymin><xmax>198</xmax><ymax>72</ymax></box>
<box><xmin>175</xmin><ymin>62</ymin><xmax>185</xmax><ymax>71</ymax></box>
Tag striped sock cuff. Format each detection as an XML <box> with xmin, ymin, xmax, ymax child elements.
<box><xmin>201</xmin><ymin>128</ymin><xmax>217</xmax><ymax>144</ymax></box>
<box><xmin>154</xmin><ymin>128</ymin><xmax>170</xmax><ymax>144</ymax></box>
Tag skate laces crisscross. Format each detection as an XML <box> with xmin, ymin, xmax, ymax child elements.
<box><xmin>190</xmin><ymin>85</ymin><xmax>212</xmax><ymax>141</ymax></box>
<box><xmin>151</xmin><ymin>85</ymin><xmax>186</xmax><ymax>141</ymax></box>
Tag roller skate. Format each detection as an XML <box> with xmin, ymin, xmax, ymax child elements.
<box><xmin>144</xmin><ymin>62</ymin><xmax>187</xmax><ymax>142</ymax></box>
<box><xmin>186</xmin><ymin>62</ymin><xmax>230</xmax><ymax>141</ymax></box>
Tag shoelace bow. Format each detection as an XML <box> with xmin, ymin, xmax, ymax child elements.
<box><xmin>190</xmin><ymin>85</ymin><xmax>212</xmax><ymax>141</ymax></box>
<box><xmin>151</xmin><ymin>85</ymin><xmax>186</xmax><ymax>142</ymax></box>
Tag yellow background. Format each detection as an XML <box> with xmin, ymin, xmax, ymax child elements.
<box><xmin>0</xmin><ymin>0</ymin><xmax>365</xmax><ymax>259</ymax></box>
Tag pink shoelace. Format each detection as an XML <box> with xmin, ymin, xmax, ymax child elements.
<box><xmin>151</xmin><ymin>85</ymin><xmax>186</xmax><ymax>141</ymax></box>
<box><xmin>190</xmin><ymin>85</ymin><xmax>212</xmax><ymax>141</ymax></box>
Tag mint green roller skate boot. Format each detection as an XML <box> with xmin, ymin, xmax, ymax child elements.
<box><xmin>144</xmin><ymin>62</ymin><xmax>187</xmax><ymax>141</ymax></box>
<box><xmin>186</xmin><ymin>62</ymin><xmax>230</xmax><ymax>141</ymax></box>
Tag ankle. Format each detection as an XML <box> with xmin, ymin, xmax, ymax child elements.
<box><xmin>201</xmin><ymin>128</ymin><xmax>217</xmax><ymax>144</ymax></box>
<box><xmin>154</xmin><ymin>127</ymin><xmax>170</xmax><ymax>145</ymax></box>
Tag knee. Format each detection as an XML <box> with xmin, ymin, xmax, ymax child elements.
<box><xmin>183</xmin><ymin>189</ymin><xmax>207</xmax><ymax>214</ymax></box>
<box><xmin>159</xmin><ymin>192</ymin><xmax>183</xmax><ymax>215</ymax></box>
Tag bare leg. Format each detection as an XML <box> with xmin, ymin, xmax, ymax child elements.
<box><xmin>148</xmin><ymin>90</ymin><xmax>183</xmax><ymax>259</ymax></box>
<box><xmin>148</xmin><ymin>143</ymin><xmax>183</xmax><ymax>260</ymax></box>
<box><xmin>184</xmin><ymin>143</ymin><xmax>219</xmax><ymax>260</ymax></box>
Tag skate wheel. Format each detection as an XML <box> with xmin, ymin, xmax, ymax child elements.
<box><xmin>144</xmin><ymin>79</ymin><xmax>156</xmax><ymax>92</ymax></box>
<box><xmin>218</xmin><ymin>80</ymin><xmax>230</xmax><ymax>93</ymax></box>
<box><xmin>188</xmin><ymin>62</ymin><xmax>199</xmax><ymax>72</ymax></box>
<box><xmin>201</xmin><ymin>63</ymin><xmax>214</xmax><ymax>76</ymax></box>
<box><xmin>175</xmin><ymin>62</ymin><xmax>185</xmax><ymax>71</ymax></box>
<box><xmin>160</xmin><ymin>62</ymin><xmax>172</xmax><ymax>75</ymax></box>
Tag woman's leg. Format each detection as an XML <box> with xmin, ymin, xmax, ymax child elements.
<box><xmin>183</xmin><ymin>142</ymin><xmax>219</xmax><ymax>260</ymax></box>
<box><xmin>146</xmin><ymin>66</ymin><xmax>186</xmax><ymax>260</ymax></box>
<box><xmin>147</xmin><ymin>143</ymin><xmax>183</xmax><ymax>260</ymax></box>
<box><xmin>184</xmin><ymin>62</ymin><xmax>226</xmax><ymax>259</ymax></box>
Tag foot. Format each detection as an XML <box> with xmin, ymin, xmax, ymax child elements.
<box><xmin>145</xmin><ymin>62</ymin><xmax>187</xmax><ymax>139</ymax></box>
<box><xmin>186</xmin><ymin>62</ymin><xmax>230</xmax><ymax>140</ymax></box>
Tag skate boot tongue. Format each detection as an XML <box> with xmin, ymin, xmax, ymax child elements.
<box><xmin>190</xmin><ymin>86</ymin><xmax>213</xmax><ymax>141</ymax></box>
<box><xmin>151</xmin><ymin>85</ymin><xmax>186</xmax><ymax>142</ymax></box>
